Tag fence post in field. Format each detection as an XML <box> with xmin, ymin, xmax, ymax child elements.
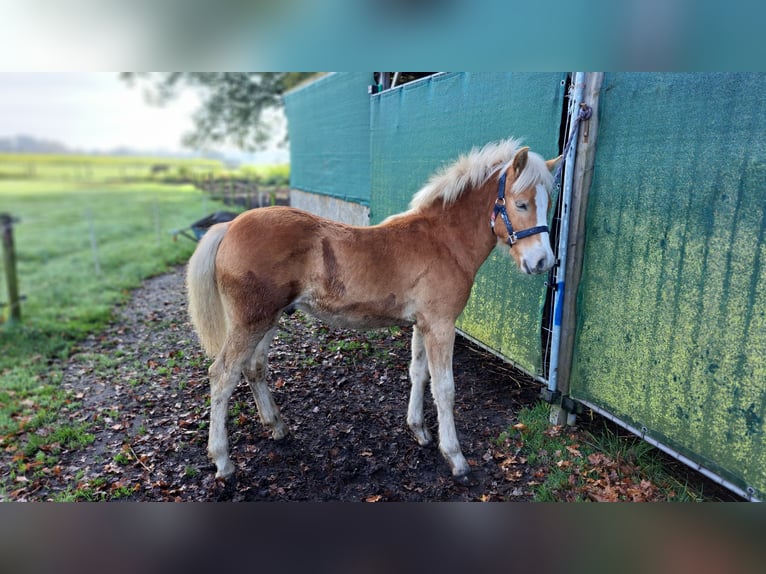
<box><xmin>1</xmin><ymin>213</ymin><xmax>22</xmax><ymax>324</ymax></box>
<box><xmin>85</xmin><ymin>208</ymin><xmax>102</xmax><ymax>276</ymax></box>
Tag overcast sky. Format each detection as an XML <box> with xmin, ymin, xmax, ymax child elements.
<box><xmin>0</xmin><ymin>73</ymin><xmax>201</xmax><ymax>152</ymax></box>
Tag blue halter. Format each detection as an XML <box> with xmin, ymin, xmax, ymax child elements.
<box><xmin>490</xmin><ymin>171</ymin><xmax>549</xmax><ymax>247</ymax></box>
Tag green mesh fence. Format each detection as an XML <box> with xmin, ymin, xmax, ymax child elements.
<box><xmin>570</xmin><ymin>73</ymin><xmax>766</xmax><ymax>498</ymax></box>
<box><xmin>370</xmin><ymin>73</ymin><xmax>564</xmax><ymax>375</ymax></box>
<box><xmin>284</xmin><ymin>73</ymin><xmax>373</xmax><ymax>205</ymax></box>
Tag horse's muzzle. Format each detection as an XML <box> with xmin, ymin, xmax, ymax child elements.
<box><xmin>521</xmin><ymin>251</ymin><xmax>554</xmax><ymax>275</ymax></box>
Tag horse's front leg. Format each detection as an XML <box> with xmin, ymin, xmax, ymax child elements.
<box><xmin>423</xmin><ymin>322</ymin><xmax>471</xmax><ymax>481</ymax></box>
<box><xmin>407</xmin><ymin>325</ymin><xmax>433</xmax><ymax>446</ymax></box>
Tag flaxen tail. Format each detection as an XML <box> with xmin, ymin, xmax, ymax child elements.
<box><xmin>186</xmin><ymin>222</ymin><xmax>230</xmax><ymax>357</ymax></box>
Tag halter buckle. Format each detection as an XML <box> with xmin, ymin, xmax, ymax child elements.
<box><xmin>508</xmin><ymin>232</ymin><xmax>518</xmax><ymax>246</ymax></box>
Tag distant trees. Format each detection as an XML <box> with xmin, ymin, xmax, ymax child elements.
<box><xmin>121</xmin><ymin>73</ymin><xmax>318</xmax><ymax>152</ymax></box>
<box><xmin>0</xmin><ymin>135</ymin><xmax>70</xmax><ymax>154</ymax></box>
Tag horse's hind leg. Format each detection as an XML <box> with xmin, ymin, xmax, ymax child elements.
<box><xmin>243</xmin><ymin>326</ymin><xmax>289</xmax><ymax>440</ymax></box>
<box><xmin>407</xmin><ymin>325</ymin><xmax>433</xmax><ymax>446</ymax></box>
<box><xmin>207</xmin><ymin>331</ymin><xmax>255</xmax><ymax>479</ymax></box>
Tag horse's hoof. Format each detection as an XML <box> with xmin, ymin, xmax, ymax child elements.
<box><xmin>271</xmin><ymin>425</ymin><xmax>290</xmax><ymax>441</ymax></box>
<box><xmin>452</xmin><ymin>472</ymin><xmax>477</xmax><ymax>487</ymax></box>
<box><xmin>215</xmin><ymin>460</ymin><xmax>236</xmax><ymax>479</ymax></box>
<box><xmin>408</xmin><ymin>426</ymin><xmax>433</xmax><ymax>446</ymax></box>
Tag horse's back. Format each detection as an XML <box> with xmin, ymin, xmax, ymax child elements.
<box><xmin>219</xmin><ymin>205</ymin><xmax>322</xmax><ymax>259</ymax></box>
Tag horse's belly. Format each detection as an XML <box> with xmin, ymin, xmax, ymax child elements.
<box><xmin>294</xmin><ymin>294</ymin><xmax>415</xmax><ymax>330</ymax></box>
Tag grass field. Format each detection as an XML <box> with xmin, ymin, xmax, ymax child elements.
<box><xmin>0</xmin><ymin>176</ymin><xmax>231</xmax><ymax>476</ymax></box>
<box><xmin>0</xmin><ymin>179</ymin><xmax>228</xmax><ymax>366</ymax></box>
<box><xmin>0</xmin><ymin>153</ymin><xmax>224</xmax><ymax>181</ymax></box>
<box><xmin>0</xmin><ymin>153</ymin><xmax>289</xmax><ymax>187</ymax></box>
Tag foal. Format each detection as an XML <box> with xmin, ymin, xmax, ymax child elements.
<box><xmin>186</xmin><ymin>139</ymin><xmax>559</xmax><ymax>482</ymax></box>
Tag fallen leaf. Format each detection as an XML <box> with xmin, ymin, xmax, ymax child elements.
<box><xmin>365</xmin><ymin>494</ymin><xmax>382</xmax><ymax>502</ymax></box>
<box><xmin>588</xmin><ymin>452</ymin><xmax>609</xmax><ymax>466</ymax></box>
<box><xmin>566</xmin><ymin>445</ymin><xmax>582</xmax><ymax>457</ymax></box>
<box><xmin>544</xmin><ymin>425</ymin><xmax>563</xmax><ymax>437</ymax></box>
<box><xmin>589</xmin><ymin>484</ymin><xmax>619</xmax><ymax>502</ymax></box>
<box><xmin>503</xmin><ymin>469</ymin><xmax>523</xmax><ymax>481</ymax></box>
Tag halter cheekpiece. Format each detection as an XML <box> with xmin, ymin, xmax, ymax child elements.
<box><xmin>490</xmin><ymin>171</ymin><xmax>549</xmax><ymax>247</ymax></box>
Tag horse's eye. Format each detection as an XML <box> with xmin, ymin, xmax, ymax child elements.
<box><xmin>515</xmin><ymin>201</ymin><xmax>528</xmax><ymax>211</ymax></box>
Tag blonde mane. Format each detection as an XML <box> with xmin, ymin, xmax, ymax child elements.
<box><xmin>408</xmin><ymin>138</ymin><xmax>554</xmax><ymax>212</ymax></box>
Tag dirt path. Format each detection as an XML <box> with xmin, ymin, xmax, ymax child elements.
<box><xmin>24</xmin><ymin>265</ymin><xmax>546</xmax><ymax>501</ymax></box>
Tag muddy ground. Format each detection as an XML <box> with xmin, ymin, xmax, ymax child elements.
<box><xmin>23</xmin><ymin>266</ymin><xmax>549</xmax><ymax>501</ymax></box>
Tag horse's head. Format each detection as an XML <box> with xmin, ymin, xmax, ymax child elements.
<box><xmin>492</xmin><ymin>147</ymin><xmax>559</xmax><ymax>275</ymax></box>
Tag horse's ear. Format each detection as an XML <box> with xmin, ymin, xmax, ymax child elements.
<box><xmin>512</xmin><ymin>146</ymin><xmax>530</xmax><ymax>176</ymax></box>
<box><xmin>545</xmin><ymin>155</ymin><xmax>563</xmax><ymax>171</ymax></box>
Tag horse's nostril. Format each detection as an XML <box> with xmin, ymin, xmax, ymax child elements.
<box><xmin>536</xmin><ymin>258</ymin><xmax>547</xmax><ymax>273</ymax></box>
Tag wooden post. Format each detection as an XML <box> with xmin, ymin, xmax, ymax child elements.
<box><xmin>153</xmin><ymin>198</ymin><xmax>161</xmax><ymax>246</ymax></box>
<box><xmin>85</xmin><ymin>208</ymin><xmax>102</xmax><ymax>276</ymax></box>
<box><xmin>555</xmin><ymin>72</ymin><xmax>604</xmax><ymax>396</ymax></box>
<box><xmin>1</xmin><ymin>213</ymin><xmax>21</xmax><ymax>324</ymax></box>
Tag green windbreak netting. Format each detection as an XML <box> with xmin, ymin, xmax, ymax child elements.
<box><xmin>571</xmin><ymin>73</ymin><xmax>766</xmax><ymax>498</ymax></box>
<box><xmin>284</xmin><ymin>73</ymin><xmax>372</xmax><ymax>205</ymax></box>
<box><xmin>370</xmin><ymin>72</ymin><xmax>564</xmax><ymax>375</ymax></box>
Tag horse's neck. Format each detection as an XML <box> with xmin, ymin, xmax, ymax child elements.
<box><xmin>420</xmin><ymin>181</ymin><xmax>498</xmax><ymax>277</ymax></box>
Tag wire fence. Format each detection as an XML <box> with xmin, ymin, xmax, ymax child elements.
<box><xmin>0</xmin><ymin>190</ymin><xmax>220</xmax><ymax>325</ymax></box>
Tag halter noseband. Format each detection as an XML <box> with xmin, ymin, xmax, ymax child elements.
<box><xmin>490</xmin><ymin>171</ymin><xmax>549</xmax><ymax>247</ymax></box>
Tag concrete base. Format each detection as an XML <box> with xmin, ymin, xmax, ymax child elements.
<box><xmin>289</xmin><ymin>189</ymin><xmax>370</xmax><ymax>226</ymax></box>
<box><xmin>549</xmin><ymin>404</ymin><xmax>577</xmax><ymax>427</ymax></box>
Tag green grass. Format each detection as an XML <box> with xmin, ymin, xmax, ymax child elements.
<box><xmin>0</xmin><ymin>176</ymin><xmax>229</xmax><ymax>495</ymax></box>
<box><xmin>238</xmin><ymin>163</ymin><xmax>290</xmax><ymax>186</ymax></box>
<box><xmin>113</xmin><ymin>452</ymin><xmax>132</xmax><ymax>466</ymax></box>
<box><xmin>505</xmin><ymin>402</ymin><xmax>713</xmax><ymax>502</ymax></box>
<box><xmin>184</xmin><ymin>466</ymin><xmax>199</xmax><ymax>478</ymax></box>
<box><xmin>51</xmin><ymin>475</ymin><xmax>138</xmax><ymax>501</ymax></box>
